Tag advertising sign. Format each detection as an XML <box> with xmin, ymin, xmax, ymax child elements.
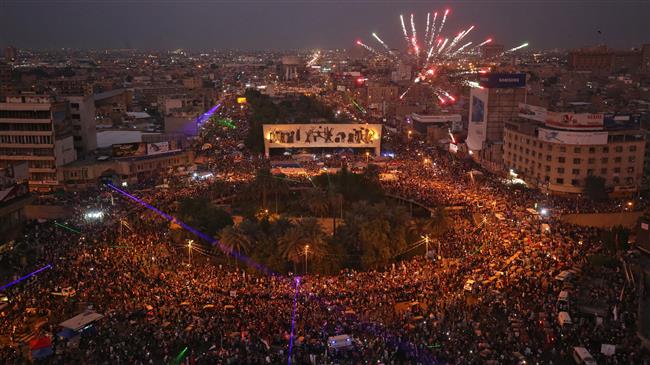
<box><xmin>518</xmin><ymin>103</ymin><xmax>547</xmax><ymax>122</ymax></box>
<box><xmin>603</xmin><ymin>113</ymin><xmax>641</xmax><ymax>131</ymax></box>
<box><xmin>146</xmin><ymin>141</ymin><xmax>171</xmax><ymax>156</ymax></box>
<box><xmin>538</xmin><ymin>128</ymin><xmax>608</xmax><ymax>145</ymax></box>
<box><xmin>263</xmin><ymin>124</ymin><xmax>382</xmax><ymax>156</ymax></box>
<box><xmin>545</xmin><ymin>112</ymin><xmax>604</xmax><ymax>131</ymax></box>
<box><xmin>112</xmin><ymin>143</ymin><xmax>146</xmax><ymax>158</ymax></box>
<box><xmin>479</xmin><ymin>73</ymin><xmax>526</xmax><ymax>88</ymax></box>
<box><xmin>466</xmin><ymin>88</ymin><xmax>488</xmax><ymax>150</ymax></box>
<box><xmin>236</xmin><ymin>97</ymin><xmax>247</xmax><ymax>104</ymax></box>
<box><xmin>411</xmin><ymin>114</ymin><xmax>462</xmax><ymax>123</ymax></box>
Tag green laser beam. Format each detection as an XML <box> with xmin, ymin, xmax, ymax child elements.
<box><xmin>172</xmin><ymin>346</ymin><xmax>188</xmax><ymax>365</ymax></box>
<box><xmin>54</xmin><ymin>222</ymin><xmax>81</xmax><ymax>234</ymax></box>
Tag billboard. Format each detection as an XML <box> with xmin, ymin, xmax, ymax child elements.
<box><xmin>236</xmin><ymin>97</ymin><xmax>247</xmax><ymax>104</ymax></box>
<box><xmin>466</xmin><ymin>88</ymin><xmax>488</xmax><ymax>150</ymax></box>
<box><xmin>479</xmin><ymin>73</ymin><xmax>526</xmax><ymax>88</ymax></box>
<box><xmin>538</xmin><ymin>128</ymin><xmax>608</xmax><ymax>145</ymax></box>
<box><xmin>545</xmin><ymin>112</ymin><xmax>604</xmax><ymax>131</ymax></box>
<box><xmin>518</xmin><ymin>103</ymin><xmax>547</xmax><ymax>122</ymax></box>
<box><xmin>147</xmin><ymin>141</ymin><xmax>171</xmax><ymax>156</ymax></box>
<box><xmin>112</xmin><ymin>143</ymin><xmax>146</xmax><ymax>158</ymax></box>
<box><xmin>263</xmin><ymin>124</ymin><xmax>382</xmax><ymax>155</ymax></box>
<box><xmin>604</xmin><ymin>113</ymin><xmax>641</xmax><ymax>130</ymax></box>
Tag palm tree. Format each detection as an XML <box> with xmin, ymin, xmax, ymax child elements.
<box><xmin>279</xmin><ymin>218</ymin><xmax>327</xmax><ymax>274</ymax></box>
<box><xmin>219</xmin><ymin>225</ymin><xmax>252</xmax><ymax>267</ymax></box>
<box><xmin>250</xmin><ymin>168</ymin><xmax>289</xmax><ymax>210</ymax></box>
<box><xmin>301</xmin><ymin>189</ymin><xmax>330</xmax><ymax>217</ymax></box>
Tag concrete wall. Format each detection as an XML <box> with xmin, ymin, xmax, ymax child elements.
<box><xmin>560</xmin><ymin>211</ymin><xmax>643</xmax><ymax>229</ymax></box>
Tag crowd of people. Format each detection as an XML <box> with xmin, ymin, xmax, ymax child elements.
<box><xmin>0</xmin><ymin>118</ymin><xmax>647</xmax><ymax>364</ymax></box>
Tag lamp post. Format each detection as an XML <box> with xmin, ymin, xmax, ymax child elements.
<box><xmin>365</xmin><ymin>151</ymin><xmax>370</xmax><ymax>164</ymax></box>
<box><xmin>422</xmin><ymin>234</ymin><xmax>430</xmax><ymax>257</ymax></box>
<box><xmin>187</xmin><ymin>239</ymin><xmax>194</xmax><ymax>266</ymax></box>
<box><xmin>304</xmin><ymin>245</ymin><xmax>310</xmax><ymax>275</ymax></box>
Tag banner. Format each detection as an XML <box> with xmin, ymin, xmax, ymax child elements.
<box><xmin>545</xmin><ymin>112</ymin><xmax>604</xmax><ymax>131</ymax></box>
<box><xmin>466</xmin><ymin>88</ymin><xmax>488</xmax><ymax>150</ymax></box>
<box><xmin>146</xmin><ymin>141</ymin><xmax>171</xmax><ymax>156</ymax></box>
<box><xmin>479</xmin><ymin>73</ymin><xmax>526</xmax><ymax>88</ymax></box>
<box><xmin>538</xmin><ymin>128</ymin><xmax>608</xmax><ymax>145</ymax></box>
<box><xmin>263</xmin><ymin>124</ymin><xmax>382</xmax><ymax>149</ymax></box>
<box><xmin>112</xmin><ymin>143</ymin><xmax>146</xmax><ymax>158</ymax></box>
<box><xmin>518</xmin><ymin>103</ymin><xmax>547</xmax><ymax>122</ymax></box>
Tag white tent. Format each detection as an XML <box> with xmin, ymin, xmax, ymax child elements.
<box><xmin>59</xmin><ymin>310</ymin><xmax>104</xmax><ymax>331</ymax></box>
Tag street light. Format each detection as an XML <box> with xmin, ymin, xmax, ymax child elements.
<box><xmin>187</xmin><ymin>239</ymin><xmax>194</xmax><ymax>266</ymax></box>
<box><xmin>304</xmin><ymin>245</ymin><xmax>310</xmax><ymax>275</ymax></box>
<box><xmin>365</xmin><ymin>151</ymin><xmax>370</xmax><ymax>164</ymax></box>
<box><xmin>421</xmin><ymin>234</ymin><xmax>430</xmax><ymax>257</ymax></box>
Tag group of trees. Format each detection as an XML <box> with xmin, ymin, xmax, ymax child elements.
<box><xmin>178</xmin><ymin>167</ymin><xmax>448</xmax><ymax>274</ymax></box>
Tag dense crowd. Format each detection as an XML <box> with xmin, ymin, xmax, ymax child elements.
<box><xmin>0</xmin><ymin>122</ymin><xmax>647</xmax><ymax>364</ymax></box>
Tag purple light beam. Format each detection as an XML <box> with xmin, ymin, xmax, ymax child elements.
<box><xmin>287</xmin><ymin>276</ymin><xmax>301</xmax><ymax>365</ymax></box>
<box><xmin>1</xmin><ymin>264</ymin><xmax>52</xmax><ymax>291</ymax></box>
<box><xmin>106</xmin><ymin>184</ymin><xmax>273</xmax><ymax>276</ymax></box>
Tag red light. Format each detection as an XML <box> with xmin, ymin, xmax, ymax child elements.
<box><xmin>356</xmin><ymin>77</ymin><xmax>365</xmax><ymax>83</ymax></box>
<box><xmin>356</xmin><ymin>40</ymin><xmax>362</xmax><ymax>45</ymax></box>
<box><xmin>449</xmin><ymin>96</ymin><xmax>456</xmax><ymax>102</ymax></box>
<box><xmin>445</xmin><ymin>9</ymin><xmax>450</xmax><ymax>15</ymax></box>
<box><xmin>486</xmin><ymin>38</ymin><xmax>493</xmax><ymax>43</ymax></box>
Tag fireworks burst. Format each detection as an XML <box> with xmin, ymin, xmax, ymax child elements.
<box><xmin>356</xmin><ymin>8</ymin><xmax>528</xmax><ymax>102</ymax></box>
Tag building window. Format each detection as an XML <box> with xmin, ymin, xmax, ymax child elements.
<box><xmin>546</xmin><ymin>155</ymin><xmax>551</xmax><ymax>161</ymax></box>
<box><xmin>601</xmin><ymin>157</ymin><xmax>608</xmax><ymax>164</ymax></box>
<box><xmin>587</xmin><ymin>169</ymin><xmax>594</xmax><ymax>175</ymax></box>
<box><xmin>615</xmin><ymin>146</ymin><xmax>623</xmax><ymax>153</ymax></box>
<box><xmin>614</xmin><ymin>167</ymin><xmax>621</xmax><ymax>173</ymax></box>
<box><xmin>613</xmin><ymin>176</ymin><xmax>620</xmax><ymax>184</ymax></box>
<box><xmin>588</xmin><ymin>158</ymin><xmax>595</xmax><ymax>164</ymax></box>
<box><xmin>627</xmin><ymin>167</ymin><xmax>634</xmax><ymax>173</ymax></box>
<box><xmin>558</xmin><ymin>157</ymin><xmax>565</xmax><ymax>163</ymax></box>
<box><xmin>573</xmin><ymin>158</ymin><xmax>581</xmax><ymax>164</ymax></box>
<box><xmin>572</xmin><ymin>169</ymin><xmax>580</xmax><ymax>175</ymax></box>
<box><xmin>615</xmin><ymin>157</ymin><xmax>622</xmax><ymax>163</ymax></box>
<box><xmin>589</xmin><ymin>147</ymin><xmax>595</xmax><ymax>153</ymax></box>
<box><xmin>629</xmin><ymin>145</ymin><xmax>637</xmax><ymax>152</ymax></box>
<box><xmin>559</xmin><ymin>146</ymin><xmax>566</xmax><ymax>152</ymax></box>
<box><xmin>571</xmin><ymin>179</ymin><xmax>580</xmax><ymax>186</ymax></box>
<box><xmin>547</xmin><ymin>145</ymin><xmax>552</xmax><ymax>151</ymax></box>
<box><xmin>574</xmin><ymin>147</ymin><xmax>581</xmax><ymax>153</ymax></box>
<box><xmin>628</xmin><ymin>156</ymin><xmax>635</xmax><ymax>163</ymax></box>
<box><xmin>601</xmin><ymin>168</ymin><xmax>607</xmax><ymax>174</ymax></box>
<box><xmin>545</xmin><ymin>165</ymin><xmax>551</xmax><ymax>172</ymax></box>
<box><xmin>602</xmin><ymin>147</ymin><xmax>609</xmax><ymax>153</ymax></box>
<box><xmin>556</xmin><ymin>178</ymin><xmax>564</xmax><ymax>184</ymax></box>
<box><xmin>557</xmin><ymin>167</ymin><xmax>565</xmax><ymax>173</ymax></box>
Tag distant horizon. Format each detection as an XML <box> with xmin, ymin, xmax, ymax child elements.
<box><xmin>2</xmin><ymin>1</ymin><xmax>648</xmax><ymax>52</ymax></box>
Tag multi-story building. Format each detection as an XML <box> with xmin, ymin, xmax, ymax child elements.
<box><xmin>66</xmin><ymin>95</ymin><xmax>97</xmax><ymax>156</ymax></box>
<box><xmin>503</xmin><ymin>111</ymin><xmax>646</xmax><ymax>195</ymax></box>
<box><xmin>0</xmin><ymin>162</ymin><xmax>32</xmax><ymax>245</ymax></box>
<box><xmin>466</xmin><ymin>73</ymin><xmax>527</xmax><ymax>171</ymax></box>
<box><xmin>568</xmin><ymin>45</ymin><xmax>644</xmax><ymax>73</ymax></box>
<box><xmin>4</xmin><ymin>46</ymin><xmax>17</xmax><ymax>63</ymax></box>
<box><xmin>0</xmin><ymin>94</ymin><xmax>77</xmax><ymax>190</ymax></box>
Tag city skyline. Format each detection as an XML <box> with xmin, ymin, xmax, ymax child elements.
<box><xmin>2</xmin><ymin>0</ymin><xmax>649</xmax><ymax>51</ymax></box>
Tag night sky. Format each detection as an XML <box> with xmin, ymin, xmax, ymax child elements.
<box><xmin>2</xmin><ymin>0</ymin><xmax>649</xmax><ymax>51</ymax></box>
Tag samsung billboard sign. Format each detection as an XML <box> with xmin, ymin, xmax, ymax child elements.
<box><xmin>479</xmin><ymin>73</ymin><xmax>526</xmax><ymax>88</ymax></box>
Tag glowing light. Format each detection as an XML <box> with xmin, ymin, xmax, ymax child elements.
<box><xmin>287</xmin><ymin>277</ymin><xmax>301</xmax><ymax>364</ymax></box>
<box><xmin>1</xmin><ymin>264</ymin><xmax>52</xmax><ymax>291</ymax></box>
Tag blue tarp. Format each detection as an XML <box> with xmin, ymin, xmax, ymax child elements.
<box><xmin>32</xmin><ymin>347</ymin><xmax>53</xmax><ymax>359</ymax></box>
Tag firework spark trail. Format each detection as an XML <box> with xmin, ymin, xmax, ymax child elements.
<box><xmin>399</xmin><ymin>87</ymin><xmax>412</xmax><ymax>100</ymax></box>
<box><xmin>400</xmin><ymin>15</ymin><xmax>410</xmax><ymax>46</ymax></box>
<box><xmin>505</xmin><ymin>42</ymin><xmax>529</xmax><ymax>53</ymax></box>
<box><xmin>438</xmin><ymin>9</ymin><xmax>449</xmax><ymax>39</ymax></box>
<box><xmin>410</xmin><ymin>14</ymin><xmax>418</xmax><ymax>54</ymax></box>
<box><xmin>356</xmin><ymin>40</ymin><xmax>381</xmax><ymax>56</ymax></box>
<box><xmin>424</xmin><ymin>13</ymin><xmax>430</xmax><ymax>48</ymax></box>
<box><xmin>444</xmin><ymin>31</ymin><xmax>465</xmax><ymax>56</ymax></box>
<box><xmin>472</xmin><ymin>38</ymin><xmax>492</xmax><ymax>50</ymax></box>
<box><xmin>446</xmin><ymin>26</ymin><xmax>474</xmax><ymax>55</ymax></box>
<box><xmin>306</xmin><ymin>51</ymin><xmax>320</xmax><ymax>67</ymax></box>
<box><xmin>451</xmin><ymin>42</ymin><xmax>472</xmax><ymax>56</ymax></box>
<box><xmin>372</xmin><ymin>32</ymin><xmax>393</xmax><ymax>56</ymax></box>
<box><xmin>438</xmin><ymin>38</ymin><xmax>449</xmax><ymax>54</ymax></box>
<box><xmin>429</xmin><ymin>12</ymin><xmax>438</xmax><ymax>47</ymax></box>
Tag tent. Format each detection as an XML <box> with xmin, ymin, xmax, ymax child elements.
<box><xmin>59</xmin><ymin>310</ymin><xmax>104</xmax><ymax>331</ymax></box>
